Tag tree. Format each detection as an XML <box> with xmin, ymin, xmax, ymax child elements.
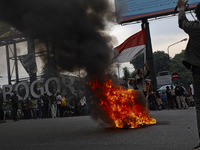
<box><xmin>130</xmin><ymin>51</ymin><xmax>169</xmax><ymax>76</ymax></box>
<box><xmin>170</xmin><ymin>50</ymin><xmax>192</xmax><ymax>88</ymax></box>
<box><xmin>153</xmin><ymin>51</ymin><xmax>169</xmax><ymax>75</ymax></box>
<box><xmin>130</xmin><ymin>53</ymin><xmax>144</xmax><ymax>70</ymax></box>
<box><xmin>122</xmin><ymin>67</ymin><xmax>130</xmax><ymax>81</ymax></box>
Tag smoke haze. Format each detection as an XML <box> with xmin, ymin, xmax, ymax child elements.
<box><xmin>0</xmin><ymin>0</ymin><xmax>115</xmax><ymax>76</ymax></box>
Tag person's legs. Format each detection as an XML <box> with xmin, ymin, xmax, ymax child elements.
<box><xmin>12</xmin><ymin>106</ymin><xmax>17</xmax><ymax>121</ymax></box>
<box><xmin>193</xmin><ymin>73</ymin><xmax>200</xmax><ymax>139</ymax></box>
<box><xmin>176</xmin><ymin>96</ymin><xmax>181</xmax><ymax>109</ymax></box>
<box><xmin>180</xmin><ymin>96</ymin><xmax>186</xmax><ymax>109</ymax></box>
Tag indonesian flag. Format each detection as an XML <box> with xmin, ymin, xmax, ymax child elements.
<box><xmin>113</xmin><ymin>29</ymin><xmax>146</xmax><ymax>62</ymax></box>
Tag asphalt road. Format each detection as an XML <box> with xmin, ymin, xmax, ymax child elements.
<box><xmin>0</xmin><ymin>108</ymin><xmax>199</xmax><ymax>150</ymax></box>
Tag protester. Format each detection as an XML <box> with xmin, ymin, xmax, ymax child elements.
<box><xmin>56</xmin><ymin>92</ymin><xmax>62</xmax><ymax>117</ymax></box>
<box><xmin>41</xmin><ymin>92</ymin><xmax>50</xmax><ymax>118</ymax></box>
<box><xmin>166</xmin><ymin>86</ymin><xmax>174</xmax><ymax>110</ymax></box>
<box><xmin>0</xmin><ymin>95</ymin><xmax>6</xmax><ymax>123</ymax></box>
<box><xmin>60</xmin><ymin>96</ymin><xmax>67</xmax><ymax>117</ymax></box>
<box><xmin>160</xmin><ymin>91</ymin><xmax>167</xmax><ymax>109</ymax></box>
<box><xmin>188</xmin><ymin>82</ymin><xmax>195</xmax><ymax>107</ymax></box>
<box><xmin>73</xmin><ymin>93</ymin><xmax>81</xmax><ymax>116</ymax></box>
<box><xmin>148</xmin><ymin>91</ymin><xmax>158</xmax><ymax>110</ymax></box>
<box><xmin>189</xmin><ymin>82</ymin><xmax>194</xmax><ymax>98</ymax></box>
<box><xmin>171</xmin><ymin>85</ymin><xmax>177</xmax><ymax>109</ymax></box>
<box><xmin>10</xmin><ymin>90</ymin><xmax>19</xmax><ymax>122</ymax></box>
<box><xmin>79</xmin><ymin>94</ymin><xmax>88</xmax><ymax>115</ymax></box>
<box><xmin>50</xmin><ymin>92</ymin><xmax>57</xmax><ymax>118</ymax></box>
<box><xmin>155</xmin><ymin>91</ymin><xmax>162</xmax><ymax>110</ymax></box>
<box><xmin>21</xmin><ymin>98</ymin><xmax>29</xmax><ymax>119</ymax></box>
<box><xmin>135</xmin><ymin>63</ymin><xmax>150</xmax><ymax>97</ymax></box>
<box><xmin>180</xmin><ymin>83</ymin><xmax>188</xmax><ymax>109</ymax></box>
<box><xmin>175</xmin><ymin>83</ymin><xmax>186</xmax><ymax>109</ymax></box>
<box><xmin>28</xmin><ymin>97</ymin><xmax>37</xmax><ymax>119</ymax></box>
<box><xmin>37</xmin><ymin>96</ymin><xmax>44</xmax><ymax>119</ymax></box>
<box><xmin>177</xmin><ymin>1</ymin><xmax>200</xmax><ymax>148</ymax></box>
<box><xmin>4</xmin><ymin>102</ymin><xmax>11</xmax><ymax>119</ymax></box>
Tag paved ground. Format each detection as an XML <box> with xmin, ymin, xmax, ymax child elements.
<box><xmin>0</xmin><ymin>108</ymin><xmax>199</xmax><ymax>150</ymax></box>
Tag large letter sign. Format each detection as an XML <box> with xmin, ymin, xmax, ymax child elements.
<box><xmin>3</xmin><ymin>85</ymin><xmax>13</xmax><ymax>102</ymax></box>
<box><xmin>45</xmin><ymin>77</ymin><xmax>61</xmax><ymax>96</ymax></box>
<box><xmin>14</xmin><ymin>82</ymin><xmax>29</xmax><ymax>100</ymax></box>
<box><xmin>30</xmin><ymin>80</ymin><xmax>44</xmax><ymax>98</ymax></box>
<box><xmin>2</xmin><ymin>77</ymin><xmax>61</xmax><ymax>101</ymax></box>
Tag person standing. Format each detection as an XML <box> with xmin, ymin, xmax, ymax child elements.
<box><xmin>21</xmin><ymin>98</ymin><xmax>29</xmax><ymax>119</ymax></box>
<box><xmin>177</xmin><ymin>1</ymin><xmax>200</xmax><ymax>148</ymax></box>
<box><xmin>188</xmin><ymin>82</ymin><xmax>195</xmax><ymax>107</ymax></box>
<box><xmin>37</xmin><ymin>96</ymin><xmax>43</xmax><ymax>119</ymax></box>
<box><xmin>189</xmin><ymin>82</ymin><xmax>195</xmax><ymax>98</ymax></box>
<box><xmin>0</xmin><ymin>95</ymin><xmax>6</xmax><ymax>123</ymax></box>
<box><xmin>50</xmin><ymin>92</ymin><xmax>57</xmax><ymax>118</ymax></box>
<box><xmin>56</xmin><ymin>92</ymin><xmax>62</xmax><ymax>117</ymax></box>
<box><xmin>41</xmin><ymin>92</ymin><xmax>50</xmax><ymax>118</ymax></box>
<box><xmin>135</xmin><ymin>63</ymin><xmax>150</xmax><ymax>97</ymax></box>
<box><xmin>171</xmin><ymin>85</ymin><xmax>177</xmax><ymax>109</ymax></box>
<box><xmin>10</xmin><ymin>91</ymin><xmax>19</xmax><ymax>122</ymax></box>
<box><xmin>166</xmin><ymin>86</ymin><xmax>174</xmax><ymax>110</ymax></box>
<box><xmin>175</xmin><ymin>83</ymin><xmax>186</xmax><ymax>109</ymax></box>
<box><xmin>160</xmin><ymin>91</ymin><xmax>167</xmax><ymax>109</ymax></box>
<box><xmin>72</xmin><ymin>93</ymin><xmax>81</xmax><ymax>116</ymax></box>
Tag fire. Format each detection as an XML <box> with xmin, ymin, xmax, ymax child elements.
<box><xmin>88</xmin><ymin>78</ymin><xmax>156</xmax><ymax>128</ymax></box>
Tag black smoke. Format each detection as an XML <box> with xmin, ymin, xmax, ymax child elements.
<box><xmin>0</xmin><ymin>0</ymin><xmax>115</xmax><ymax>76</ymax></box>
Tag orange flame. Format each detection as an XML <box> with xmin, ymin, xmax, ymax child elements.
<box><xmin>88</xmin><ymin>78</ymin><xmax>156</xmax><ymax>128</ymax></box>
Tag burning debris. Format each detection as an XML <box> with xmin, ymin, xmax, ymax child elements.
<box><xmin>88</xmin><ymin>77</ymin><xmax>156</xmax><ymax>128</ymax></box>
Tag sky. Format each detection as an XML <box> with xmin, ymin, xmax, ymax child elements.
<box><xmin>108</xmin><ymin>0</ymin><xmax>196</xmax><ymax>77</ymax></box>
<box><xmin>109</xmin><ymin>15</ymin><xmax>190</xmax><ymax>77</ymax></box>
<box><xmin>0</xmin><ymin>0</ymin><xmax>196</xmax><ymax>85</ymax></box>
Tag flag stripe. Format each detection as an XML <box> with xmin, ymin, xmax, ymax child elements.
<box><xmin>115</xmin><ymin>29</ymin><xmax>145</xmax><ymax>53</ymax></box>
<box><xmin>114</xmin><ymin>45</ymin><xmax>145</xmax><ymax>62</ymax></box>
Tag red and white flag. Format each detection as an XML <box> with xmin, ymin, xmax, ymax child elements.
<box><xmin>113</xmin><ymin>29</ymin><xmax>146</xmax><ymax>62</ymax></box>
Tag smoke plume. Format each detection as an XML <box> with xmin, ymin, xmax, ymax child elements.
<box><xmin>0</xmin><ymin>0</ymin><xmax>115</xmax><ymax>76</ymax></box>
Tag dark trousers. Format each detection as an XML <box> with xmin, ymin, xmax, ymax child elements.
<box><xmin>192</xmin><ymin>67</ymin><xmax>200</xmax><ymax>138</ymax></box>
<box><xmin>0</xmin><ymin>109</ymin><xmax>4</xmax><ymax>121</ymax></box>
<box><xmin>43</xmin><ymin>104</ymin><xmax>49</xmax><ymax>118</ymax></box>
<box><xmin>57</xmin><ymin>104</ymin><xmax>61</xmax><ymax>117</ymax></box>
<box><xmin>60</xmin><ymin>106</ymin><xmax>65</xmax><ymax>117</ymax></box>
<box><xmin>12</xmin><ymin>105</ymin><xmax>18</xmax><ymax>121</ymax></box>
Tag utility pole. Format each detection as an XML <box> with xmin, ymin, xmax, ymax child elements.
<box><xmin>141</xmin><ymin>19</ymin><xmax>157</xmax><ymax>91</ymax></box>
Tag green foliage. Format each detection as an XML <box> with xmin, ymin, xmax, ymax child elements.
<box><xmin>130</xmin><ymin>53</ymin><xmax>144</xmax><ymax>70</ymax></box>
<box><xmin>170</xmin><ymin>50</ymin><xmax>192</xmax><ymax>88</ymax></box>
<box><xmin>130</xmin><ymin>51</ymin><xmax>169</xmax><ymax>76</ymax></box>
<box><xmin>122</xmin><ymin>67</ymin><xmax>130</xmax><ymax>81</ymax></box>
<box><xmin>130</xmin><ymin>70</ymin><xmax>137</xmax><ymax>78</ymax></box>
<box><xmin>153</xmin><ymin>51</ymin><xmax>169</xmax><ymax>75</ymax></box>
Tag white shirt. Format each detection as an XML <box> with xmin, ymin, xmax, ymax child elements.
<box><xmin>56</xmin><ymin>95</ymin><xmax>62</xmax><ymax>105</ymax></box>
<box><xmin>190</xmin><ymin>84</ymin><xmax>194</xmax><ymax>96</ymax></box>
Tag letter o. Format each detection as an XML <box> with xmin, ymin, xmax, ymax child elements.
<box><xmin>45</xmin><ymin>77</ymin><xmax>61</xmax><ymax>95</ymax></box>
<box><xmin>14</xmin><ymin>82</ymin><xmax>29</xmax><ymax>100</ymax></box>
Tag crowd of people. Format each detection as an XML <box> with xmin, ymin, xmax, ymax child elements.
<box><xmin>0</xmin><ymin>91</ymin><xmax>89</xmax><ymax>123</ymax></box>
<box><xmin>147</xmin><ymin>82</ymin><xmax>195</xmax><ymax>111</ymax></box>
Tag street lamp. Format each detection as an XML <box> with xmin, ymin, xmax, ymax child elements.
<box><xmin>167</xmin><ymin>38</ymin><xmax>188</xmax><ymax>58</ymax></box>
<box><xmin>167</xmin><ymin>38</ymin><xmax>187</xmax><ymax>71</ymax></box>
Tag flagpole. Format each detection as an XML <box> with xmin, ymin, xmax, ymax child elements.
<box><xmin>141</xmin><ymin>19</ymin><xmax>157</xmax><ymax>91</ymax></box>
<box><xmin>144</xmin><ymin>49</ymin><xmax>146</xmax><ymax>70</ymax></box>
